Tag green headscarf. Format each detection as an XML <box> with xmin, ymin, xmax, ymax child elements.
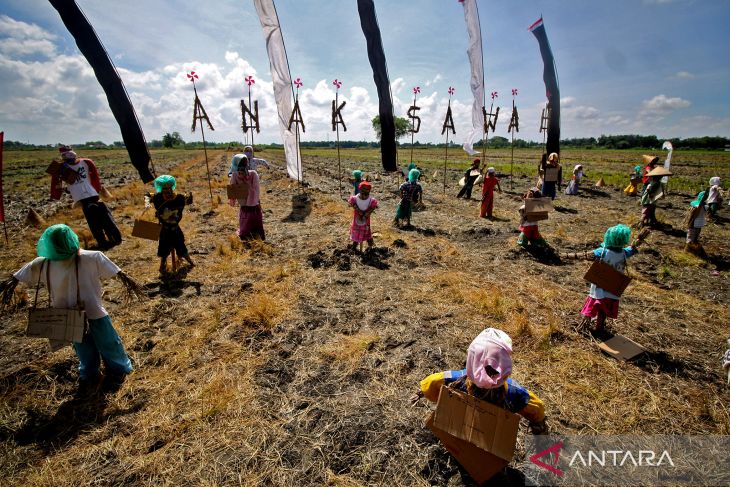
<box><xmin>602</xmin><ymin>224</ymin><xmax>631</xmax><ymax>249</ymax></box>
<box><xmin>352</xmin><ymin>170</ymin><xmax>363</xmax><ymax>181</ymax></box>
<box><xmin>634</xmin><ymin>165</ymin><xmax>642</xmax><ymax>173</ymax></box>
<box><xmin>154</xmin><ymin>175</ymin><xmax>177</xmax><ymax>193</ymax></box>
<box><xmin>408</xmin><ymin>168</ymin><xmax>421</xmax><ymax>183</ymax></box>
<box><xmin>690</xmin><ymin>191</ymin><xmax>706</xmax><ymax>208</ymax></box>
<box><xmin>37</xmin><ymin>224</ymin><xmax>80</xmax><ymax>261</ymax></box>
<box><xmin>407</xmin><ymin>162</ymin><xmax>417</xmax><ymax>171</ymax></box>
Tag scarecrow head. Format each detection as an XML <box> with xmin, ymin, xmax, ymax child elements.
<box><xmin>466</xmin><ymin>328</ymin><xmax>513</xmax><ymax>389</ymax></box>
<box><xmin>37</xmin><ymin>224</ymin><xmax>80</xmax><ymax>261</ymax></box>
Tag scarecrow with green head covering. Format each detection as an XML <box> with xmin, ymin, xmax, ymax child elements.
<box><xmin>394</xmin><ymin>168</ymin><xmax>423</xmax><ymax>228</ymax></box>
<box><xmin>578</xmin><ymin>224</ymin><xmax>649</xmax><ymax>332</ymax></box>
<box><xmin>350</xmin><ymin>170</ymin><xmax>364</xmax><ymax>195</ymax></box>
<box><xmin>145</xmin><ymin>175</ymin><xmax>194</xmax><ymax>274</ymax></box>
<box><xmin>1</xmin><ymin>224</ymin><xmax>144</xmax><ymax>395</ymax></box>
<box><xmin>684</xmin><ymin>190</ymin><xmax>709</xmax><ymax>255</ymax></box>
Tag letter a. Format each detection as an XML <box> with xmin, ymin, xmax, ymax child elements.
<box><xmin>441</xmin><ymin>104</ymin><xmax>456</xmax><ymax>135</ymax></box>
<box><xmin>288</xmin><ymin>98</ymin><xmax>306</xmax><ymax>133</ymax></box>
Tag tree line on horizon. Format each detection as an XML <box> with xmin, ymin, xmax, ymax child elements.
<box><xmin>4</xmin><ymin>133</ymin><xmax>730</xmax><ymax>151</ymax></box>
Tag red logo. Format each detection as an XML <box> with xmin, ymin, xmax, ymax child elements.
<box><xmin>529</xmin><ymin>441</ymin><xmax>565</xmax><ymax>476</ymax></box>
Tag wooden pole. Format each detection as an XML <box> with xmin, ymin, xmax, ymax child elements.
<box><xmin>443</xmin><ymin>133</ymin><xmax>449</xmax><ymax>195</ymax></box>
<box><xmin>510</xmin><ymin>129</ymin><xmax>514</xmax><ymax>191</ymax></box>
<box><xmin>410</xmin><ymin>93</ymin><xmax>416</xmax><ymax>166</ymax></box>
<box><xmin>294</xmin><ymin>94</ymin><xmax>303</xmax><ymax>191</ymax></box>
<box><xmin>335</xmin><ymin>91</ymin><xmax>342</xmax><ymax>199</ymax></box>
<box><xmin>193</xmin><ymin>82</ymin><xmax>213</xmax><ymax>202</ymax></box>
<box><xmin>248</xmin><ymin>89</ymin><xmax>255</xmax><ymax>149</ymax></box>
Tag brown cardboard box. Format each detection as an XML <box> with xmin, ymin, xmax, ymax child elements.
<box><xmin>430</xmin><ymin>386</ymin><xmax>520</xmax><ymax>483</ymax></box>
<box><xmin>27</xmin><ymin>308</ymin><xmax>86</xmax><ymax>343</ymax></box>
<box><xmin>45</xmin><ymin>160</ymin><xmax>63</xmax><ymax>176</ymax></box>
<box><xmin>583</xmin><ymin>260</ymin><xmax>632</xmax><ymax>296</ymax></box>
<box><xmin>227</xmin><ymin>183</ymin><xmax>250</xmax><ymax>200</ymax></box>
<box><xmin>598</xmin><ymin>334</ymin><xmax>645</xmax><ymax>361</ymax></box>
<box><xmin>524</xmin><ymin>197</ymin><xmax>553</xmax><ymax>214</ymax></box>
<box><xmin>544</xmin><ymin>167</ymin><xmax>560</xmax><ymax>182</ymax></box>
<box><xmin>525</xmin><ymin>211</ymin><xmax>549</xmax><ymax>222</ymax></box>
<box><xmin>132</xmin><ymin>219</ymin><xmax>162</xmax><ymax>241</ymax></box>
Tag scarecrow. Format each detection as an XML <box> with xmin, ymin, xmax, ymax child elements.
<box><xmin>0</xmin><ymin>225</ymin><xmax>144</xmax><ymax>394</ymax></box>
<box><xmin>146</xmin><ymin>175</ymin><xmax>195</xmax><ymax>274</ymax></box>
<box><xmin>50</xmin><ymin>146</ymin><xmax>121</xmax><ymax>249</ymax></box>
<box><xmin>394</xmin><ymin>168</ymin><xmax>423</xmax><ymax>228</ymax></box>
<box><xmin>417</xmin><ymin>328</ymin><xmax>547</xmax><ymax>434</ymax></box>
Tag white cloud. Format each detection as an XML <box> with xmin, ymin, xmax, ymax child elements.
<box><xmin>0</xmin><ymin>15</ymin><xmax>58</xmax><ymax>58</ymax></box>
<box><xmin>642</xmin><ymin>94</ymin><xmax>691</xmax><ymax>112</ymax></box>
<box><xmin>424</xmin><ymin>74</ymin><xmax>442</xmax><ymax>87</ymax></box>
<box><xmin>674</xmin><ymin>71</ymin><xmax>695</xmax><ymax>79</ymax></box>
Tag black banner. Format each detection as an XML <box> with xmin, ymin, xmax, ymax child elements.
<box><xmin>49</xmin><ymin>0</ymin><xmax>154</xmax><ymax>182</ymax></box>
<box><xmin>357</xmin><ymin>0</ymin><xmax>397</xmax><ymax>172</ymax></box>
<box><xmin>529</xmin><ymin>18</ymin><xmax>560</xmax><ymax>155</ymax></box>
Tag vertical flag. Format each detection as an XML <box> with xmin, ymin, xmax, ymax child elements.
<box><xmin>357</xmin><ymin>0</ymin><xmax>397</xmax><ymax>172</ymax></box>
<box><xmin>529</xmin><ymin>17</ymin><xmax>561</xmax><ymax>155</ymax></box>
<box><xmin>253</xmin><ymin>0</ymin><xmax>302</xmax><ymax>181</ymax></box>
<box><xmin>460</xmin><ymin>0</ymin><xmax>486</xmax><ymax>156</ymax></box>
<box><xmin>0</xmin><ymin>131</ymin><xmax>4</xmax><ymax>224</ymax></box>
<box><xmin>48</xmin><ymin>0</ymin><xmax>154</xmax><ymax>183</ymax></box>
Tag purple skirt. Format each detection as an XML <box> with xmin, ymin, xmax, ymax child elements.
<box><xmin>238</xmin><ymin>205</ymin><xmax>265</xmax><ymax>240</ymax></box>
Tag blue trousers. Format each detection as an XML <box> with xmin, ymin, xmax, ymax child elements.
<box><xmin>542</xmin><ymin>181</ymin><xmax>557</xmax><ymax>199</ymax></box>
<box><xmin>72</xmin><ymin>315</ymin><xmax>133</xmax><ymax>381</ymax></box>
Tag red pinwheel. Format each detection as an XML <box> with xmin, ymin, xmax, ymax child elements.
<box><xmin>294</xmin><ymin>77</ymin><xmax>303</xmax><ymax>89</ymax></box>
<box><xmin>187</xmin><ymin>71</ymin><xmax>199</xmax><ymax>82</ymax></box>
<box><xmin>332</xmin><ymin>79</ymin><xmax>342</xmax><ymax>89</ymax></box>
<box><xmin>245</xmin><ymin>75</ymin><xmax>255</xmax><ymax>86</ymax></box>
<box><xmin>491</xmin><ymin>91</ymin><xmax>498</xmax><ymax>99</ymax></box>
<box><xmin>413</xmin><ymin>86</ymin><xmax>421</xmax><ymax>95</ymax></box>
<box><xmin>512</xmin><ymin>88</ymin><xmax>518</xmax><ymax>96</ymax></box>
<box><xmin>448</xmin><ymin>86</ymin><xmax>455</xmax><ymax>95</ymax></box>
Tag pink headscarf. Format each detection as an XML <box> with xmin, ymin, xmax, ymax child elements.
<box><xmin>466</xmin><ymin>328</ymin><xmax>513</xmax><ymax>389</ymax></box>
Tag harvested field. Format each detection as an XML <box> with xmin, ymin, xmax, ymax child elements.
<box><xmin>0</xmin><ymin>147</ymin><xmax>728</xmax><ymax>486</ymax></box>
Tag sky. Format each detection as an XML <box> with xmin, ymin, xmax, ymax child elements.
<box><xmin>1</xmin><ymin>0</ymin><xmax>729</xmax><ymax>147</ymax></box>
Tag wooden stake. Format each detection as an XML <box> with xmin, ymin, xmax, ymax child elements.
<box><xmin>335</xmin><ymin>91</ymin><xmax>342</xmax><ymax>199</ymax></box>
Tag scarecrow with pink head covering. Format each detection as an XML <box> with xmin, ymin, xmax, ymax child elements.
<box><xmin>347</xmin><ymin>180</ymin><xmax>378</xmax><ymax>252</ymax></box>
<box><xmin>418</xmin><ymin>328</ymin><xmax>547</xmax><ymax>434</ymax></box>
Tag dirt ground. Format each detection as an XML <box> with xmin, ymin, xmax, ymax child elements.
<box><xmin>0</xmin><ymin>148</ymin><xmax>728</xmax><ymax>486</ymax></box>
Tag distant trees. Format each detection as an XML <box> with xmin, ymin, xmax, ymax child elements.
<box><xmin>371</xmin><ymin>116</ymin><xmax>412</xmax><ymax>140</ymax></box>
<box><xmin>162</xmin><ymin>132</ymin><xmax>185</xmax><ymax>148</ymax></box>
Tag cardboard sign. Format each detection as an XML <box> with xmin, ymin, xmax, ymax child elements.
<box><xmin>132</xmin><ymin>219</ymin><xmax>162</xmax><ymax>241</ymax></box>
<box><xmin>524</xmin><ymin>197</ymin><xmax>553</xmax><ymax>214</ymax></box>
<box><xmin>584</xmin><ymin>260</ymin><xmax>632</xmax><ymax>296</ymax></box>
<box><xmin>27</xmin><ymin>308</ymin><xmax>86</xmax><ymax>343</ymax></box>
<box><xmin>426</xmin><ymin>413</ymin><xmax>506</xmax><ymax>484</ymax></box>
<box><xmin>598</xmin><ymin>335</ymin><xmax>645</xmax><ymax>361</ymax></box>
<box><xmin>526</xmin><ymin>211</ymin><xmax>549</xmax><ymax>221</ymax></box>
<box><xmin>227</xmin><ymin>183</ymin><xmax>250</xmax><ymax>200</ymax></box>
<box><xmin>45</xmin><ymin>160</ymin><xmax>63</xmax><ymax>176</ymax></box>
<box><xmin>544</xmin><ymin>167</ymin><xmax>559</xmax><ymax>182</ymax></box>
<box><xmin>433</xmin><ymin>386</ymin><xmax>519</xmax><ymax>462</ymax></box>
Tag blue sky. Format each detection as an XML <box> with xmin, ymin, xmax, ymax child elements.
<box><xmin>1</xmin><ymin>0</ymin><xmax>729</xmax><ymax>146</ymax></box>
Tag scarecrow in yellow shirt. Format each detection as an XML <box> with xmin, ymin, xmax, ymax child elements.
<box><xmin>418</xmin><ymin>328</ymin><xmax>547</xmax><ymax>434</ymax></box>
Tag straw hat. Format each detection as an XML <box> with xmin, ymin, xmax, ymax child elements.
<box><xmin>646</xmin><ymin>167</ymin><xmax>673</xmax><ymax>177</ymax></box>
<box><xmin>642</xmin><ymin>155</ymin><xmax>659</xmax><ymax>165</ymax></box>
<box><xmin>595</xmin><ymin>177</ymin><xmax>605</xmax><ymax>187</ymax></box>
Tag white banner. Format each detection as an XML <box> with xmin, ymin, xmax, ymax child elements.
<box><xmin>253</xmin><ymin>0</ymin><xmax>302</xmax><ymax>181</ymax></box>
<box><xmin>461</xmin><ymin>0</ymin><xmax>485</xmax><ymax>156</ymax></box>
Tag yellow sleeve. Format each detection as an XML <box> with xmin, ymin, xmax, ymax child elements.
<box><xmin>519</xmin><ymin>389</ymin><xmax>546</xmax><ymax>423</ymax></box>
<box><xmin>419</xmin><ymin>372</ymin><xmax>446</xmax><ymax>403</ymax></box>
